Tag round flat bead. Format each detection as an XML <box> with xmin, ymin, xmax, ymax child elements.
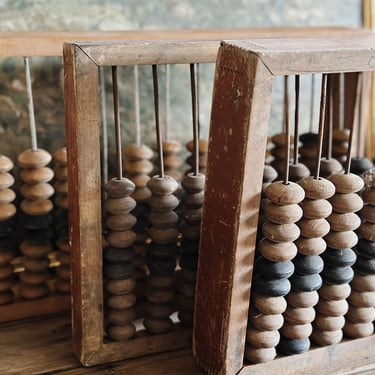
<box><xmin>149</xmin><ymin>227</ymin><xmax>179</xmax><ymax>244</ymax></box>
<box><xmin>148</xmin><ymin>194</ymin><xmax>179</xmax><ymax>212</ymax></box>
<box><xmin>106</xmin><ymin>293</ymin><xmax>136</xmax><ymax>310</ymax></box>
<box><xmin>271</xmin><ymin>133</ymin><xmax>293</xmax><ymax>146</ymax></box>
<box><xmin>246</xmin><ymin>327</ymin><xmax>280</xmax><ymax>349</ymax></box>
<box><xmin>327</xmin><ymin>229</ymin><xmax>359</xmax><ymax>248</ymax></box>
<box><xmin>277</xmin><ymin>336</ymin><xmax>310</xmax><ymax>354</ymax></box>
<box><xmin>329</xmin><ymin>193</ymin><xmax>363</xmax><ymax>213</ymax></box>
<box><xmin>19</xmin><ymin>241</ymin><xmax>52</xmax><ymax>258</ymax></box>
<box><xmin>104</xmin><ymin>178</ymin><xmax>135</xmax><ymax>198</ymax></box>
<box><xmin>147</xmin><ymin>176</ymin><xmax>179</xmax><ymax>196</ymax></box>
<box><xmin>53</xmin><ymin>147</ymin><xmax>67</xmax><ymax>164</ymax></box>
<box><xmin>346</xmin><ymin>306</ymin><xmax>375</xmax><ymax>323</ymax></box>
<box><xmin>147</xmin><ymin>256</ymin><xmax>176</xmax><ymax>275</ymax></box>
<box><xmin>129</xmin><ymin>174</ymin><xmax>150</xmax><ymax>188</ymax></box>
<box><xmin>106</xmin><ymin>231</ymin><xmax>136</xmax><ymax>248</ymax></box>
<box><xmin>265</xmin><ymin>203</ymin><xmax>303</xmax><ymax>224</ymax></box>
<box><xmin>344</xmin><ymin>321</ymin><xmax>374</xmax><ymax>338</ymax></box>
<box><xmin>104</xmin><ymin>247</ymin><xmax>135</xmax><ymax>263</ymax></box>
<box><xmin>164</xmin><ymin>155</ymin><xmax>183</xmax><ymax>169</ymax></box>
<box><xmin>182</xmin><ymin>191</ymin><xmax>204</xmax><ymax>207</ymax></box>
<box><xmin>316</xmin><ymin>298</ymin><xmax>349</xmax><ymax>316</ymax></box>
<box><xmin>322</xmin><ymin>248</ymin><xmax>356</xmax><ymax>267</ymax></box>
<box><xmin>124</xmin><ymin>143</ymin><xmax>154</xmax><ymax>160</ymax></box>
<box><xmin>253</xmin><ymin>294</ymin><xmax>286</xmax><ymax>315</ymax></box>
<box><xmin>358</xmin><ymin>222</ymin><xmax>375</xmax><ymax>241</ymax></box>
<box><xmin>143</xmin><ymin>317</ymin><xmax>173</xmax><ymax>334</ymax></box>
<box><xmin>107</xmin><ymin>323</ymin><xmax>136</xmax><ymax>341</ymax></box>
<box><xmin>249</xmin><ymin>310</ymin><xmax>284</xmax><ymax>331</ymax></box>
<box><xmin>300</xmin><ymin>132</ymin><xmax>318</xmax><ymax>144</ymax></box>
<box><xmin>252</xmin><ymin>274</ymin><xmax>291</xmax><ymax>297</ymax></box>
<box><xmin>19</xmin><ymin>283</ymin><xmax>49</xmax><ymax>299</ymax></box>
<box><xmin>20</xmin><ymin>183</ymin><xmax>54</xmax><ymax>200</ymax></box>
<box><xmin>0</xmin><ymin>250</ymin><xmax>15</xmax><ymax>266</ymax></box>
<box><xmin>18</xmin><ymin>149</ymin><xmax>52</xmax><ymax>168</ymax></box>
<box><xmin>301</xmin><ymin>198</ymin><xmax>332</xmax><ymax>219</ymax></box>
<box><xmin>350</xmin><ymin>157</ymin><xmax>373</xmax><ymax>175</ymax></box>
<box><xmin>0</xmin><ymin>264</ymin><xmax>13</xmax><ymax>279</ymax></box>
<box><xmin>146</xmin><ymin>287</ymin><xmax>175</xmax><ymax>304</ymax></box>
<box><xmin>244</xmin><ymin>346</ymin><xmax>276</xmax><ymax>364</ymax></box>
<box><xmin>263</xmin><ymin>165</ymin><xmax>278</xmax><ymax>183</ymax></box>
<box><xmin>329</xmin><ymin>173</ymin><xmax>365</xmax><ymax>194</ymax></box>
<box><xmin>288</xmin><ymin>163</ymin><xmax>310</xmax><ymax>182</ymax></box>
<box><xmin>258</xmin><ymin>239</ymin><xmax>297</xmax><ymax>262</ymax></box>
<box><xmin>290</xmin><ymin>273</ymin><xmax>322</xmax><ymax>292</ymax></box>
<box><xmin>21</xmin><ymin>199</ymin><xmax>53</xmax><ymax>216</ymax></box>
<box><xmin>20</xmin><ymin>167</ymin><xmax>54</xmax><ymax>184</ymax></box>
<box><xmin>54</xmin><ymin>180</ymin><xmax>68</xmax><ymax>195</ymax></box>
<box><xmin>295</xmin><ymin>237</ymin><xmax>326</xmax><ymax>255</ymax></box>
<box><xmin>106</xmin><ymin>309</ymin><xmax>136</xmax><ymax>325</ymax></box>
<box><xmin>299</xmin><ymin>145</ymin><xmax>318</xmax><ymax>159</ymax></box>
<box><xmin>148</xmin><ymin>242</ymin><xmax>178</xmax><ymax>258</ymax></box>
<box><xmin>186</xmin><ymin>139</ymin><xmax>208</xmax><ymax>154</ymax></box>
<box><xmin>54</xmin><ymin>165</ymin><xmax>68</xmax><ymax>181</ymax></box>
<box><xmin>362</xmin><ymin>189</ymin><xmax>375</xmax><ymax>206</ymax></box>
<box><xmin>254</xmin><ymin>257</ymin><xmax>294</xmax><ymax>279</ymax></box>
<box><xmin>293</xmin><ymin>254</ymin><xmax>324</xmax><ymax>274</ymax></box>
<box><xmin>105</xmin><ymin>278</ymin><xmax>136</xmax><ymax>295</ymax></box>
<box><xmin>0</xmin><ymin>204</ymin><xmax>16</xmax><ymax>221</ymax></box>
<box><xmin>299</xmin><ymin>176</ymin><xmax>336</xmax><ymax>200</ymax></box>
<box><xmin>19</xmin><ymin>270</ymin><xmax>50</xmax><ymax>285</ymax></box>
<box><xmin>21</xmin><ymin>213</ymin><xmax>53</xmax><ymax>230</ymax></box>
<box><xmin>348</xmin><ymin>289</ymin><xmax>375</xmax><ymax>307</ymax></box>
<box><xmin>320</xmin><ymin>158</ymin><xmax>343</xmax><ymax>177</ymax></box>
<box><xmin>148</xmin><ymin>211</ymin><xmax>178</xmax><ymax>228</ymax></box>
<box><xmin>298</xmin><ymin>218</ymin><xmax>330</xmax><ymax>238</ymax></box>
<box><xmin>310</xmin><ymin>329</ymin><xmax>343</xmax><ymax>346</ymax></box>
<box><xmin>265</xmin><ymin>181</ymin><xmax>305</xmax><ymax>205</ymax></box>
<box><xmin>321</xmin><ymin>265</ymin><xmax>354</xmax><ymax>284</ymax></box>
<box><xmin>284</xmin><ymin>306</ymin><xmax>315</xmax><ymax>324</ymax></box>
<box><xmin>0</xmin><ymin>173</ymin><xmax>14</xmax><ymax>190</ymax></box>
<box><xmin>181</xmin><ymin>208</ymin><xmax>202</xmax><ymax>224</ymax></box>
<box><xmin>351</xmin><ymin>274</ymin><xmax>375</xmax><ymax>292</ymax></box>
<box><xmin>162</xmin><ymin>140</ymin><xmax>181</xmax><ymax>154</ymax></box>
<box><xmin>130</xmin><ymin>187</ymin><xmax>152</xmax><ymax>202</ymax></box>
<box><xmin>332</xmin><ymin>128</ymin><xmax>350</xmax><ymax>142</ymax></box>
<box><xmin>22</xmin><ymin>257</ymin><xmax>49</xmax><ymax>272</ymax></box>
<box><xmin>286</xmin><ymin>291</ymin><xmax>319</xmax><ymax>308</ymax></box>
<box><xmin>0</xmin><ymin>155</ymin><xmax>13</xmax><ymax>173</ymax></box>
<box><xmin>360</xmin><ymin>204</ymin><xmax>375</xmax><ymax>223</ymax></box>
<box><xmin>313</xmin><ymin>315</ymin><xmax>345</xmax><ymax>331</ymax></box>
<box><xmin>105</xmin><ymin>214</ymin><xmax>136</xmax><ymax>231</ymax></box>
<box><xmin>262</xmin><ymin>222</ymin><xmax>300</xmax><ymax>242</ymax></box>
<box><xmin>124</xmin><ymin>159</ymin><xmax>153</xmax><ymax>175</ymax></box>
<box><xmin>104</xmin><ymin>197</ymin><xmax>136</xmax><ymax>215</ymax></box>
<box><xmin>328</xmin><ymin>212</ymin><xmax>361</xmax><ymax>231</ymax></box>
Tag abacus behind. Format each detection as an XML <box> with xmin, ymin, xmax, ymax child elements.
<box><xmin>194</xmin><ymin>34</ymin><xmax>375</xmax><ymax>375</ymax></box>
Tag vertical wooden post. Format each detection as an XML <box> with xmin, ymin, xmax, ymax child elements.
<box><xmin>193</xmin><ymin>42</ymin><xmax>273</xmax><ymax>375</ymax></box>
<box><xmin>63</xmin><ymin>43</ymin><xmax>103</xmax><ymax>364</ymax></box>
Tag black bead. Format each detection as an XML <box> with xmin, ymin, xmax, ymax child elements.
<box><xmin>322</xmin><ymin>248</ymin><xmax>357</xmax><ymax>267</ymax></box>
<box><xmin>356</xmin><ymin>239</ymin><xmax>375</xmax><ymax>258</ymax></box>
<box><xmin>254</xmin><ymin>257</ymin><xmax>294</xmax><ymax>279</ymax></box>
<box><xmin>147</xmin><ymin>256</ymin><xmax>176</xmax><ymax>275</ymax></box>
<box><xmin>354</xmin><ymin>255</ymin><xmax>375</xmax><ymax>275</ymax></box>
<box><xmin>299</xmin><ymin>132</ymin><xmax>318</xmax><ymax>144</ymax></box>
<box><xmin>148</xmin><ymin>243</ymin><xmax>178</xmax><ymax>258</ymax></box>
<box><xmin>278</xmin><ymin>336</ymin><xmax>310</xmax><ymax>355</ymax></box>
<box><xmin>104</xmin><ymin>262</ymin><xmax>134</xmax><ymax>280</ymax></box>
<box><xmin>21</xmin><ymin>213</ymin><xmax>53</xmax><ymax>229</ymax></box>
<box><xmin>350</xmin><ymin>157</ymin><xmax>373</xmax><ymax>175</ymax></box>
<box><xmin>293</xmin><ymin>254</ymin><xmax>324</xmax><ymax>275</ymax></box>
<box><xmin>252</xmin><ymin>274</ymin><xmax>291</xmax><ymax>297</ymax></box>
<box><xmin>103</xmin><ymin>246</ymin><xmax>135</xmax><ymax>262</ymax></box>
<box><xmin>290</xmin><ymin>273</ymin><xmax>322</xmax><ymax>292</ymax></box>
<box><xmin>321</xmin><ymin>265</ymin><xmax>354</xmax><ymax>284</ymax></box>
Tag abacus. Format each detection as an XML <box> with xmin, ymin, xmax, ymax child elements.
<box><xmin>193</xmin><ymin>34</ymin><xmax>375</xmax><ymax>375</ymax></box>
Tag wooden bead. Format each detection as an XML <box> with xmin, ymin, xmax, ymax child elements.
<box><xmin>360</xmin><ymin>204</ymin><xmax>375</xmax><ymax>223</ymax></box>
<box><xmin>103</xmin><ymin>247</ymin><xmax>134</xmax><ymax>263</ymax></box>
<box><xmin>106</xmin><ymin>294</ymin><xmax>136</xmax><ymax>310</ymax></box>
<box><xmin>54</xmin><ymin>165</ymin><xmax>68</xmax><ymax>181</ymax></box>
<box><xmin>180</xmin><ymin>223</ymin><xmax>200</xmax><ymax>240</ymax></box>
<box><xmin>325</xmin><ymin>230</ymin><xmax>358</xmax><ymax>249</ymax></box>
<box><xmin>332</xmin><ymin>128</ymin><xmax>350</xmax><ymax>142</ymax></box>
<box><xmin>146</xmin><ymin>288</ymin><xmax>174</xmax><ymax>304</ymax></box>
<box><xmin>345</xmin><ymin>306</ymin><xmax>375</xmax><ymax>323</ymax></box>
<box><xmin>344</xmin><ymin>321</ymin><xmax>374</xmax><ymax>338</ymax></box>
<box><xmin>258</xmin><ymin>239</ymin><xmax>297</xmax><ymax>262</ymax></box>
<box><xmin>0</xmin><ymin>204</ymin><xmax>16</xmax><ymax>221</ymax></box>
<box><xmin>124</xmin><ymin>143</ymin><xmax>154</xmax><ymax>160</ymax></box>
<box><xmin>362</xmin><ymin>189</ymin><xmax>375</xmax><ymax>206</ymax></box>
<box><xmin>20</xmin><ymin>183</ymin><xmax>54</xmax><ymax>200</ymax></box>
<box><xmin>148</xmin><ymin>227</ymin><xmax>178</xmax><ymax>244</ymax></box>
<box><xmin>182</xmin><ymin>191</ymin><xmax>204</xmax><ymax>207</ymax></box>
<box><xmin>107</xmin><ymin>323</ymin><xmax>135</xmax><ymax>341</ymax></box>
<box><xmin>0</xmin><ymin>281</ymin><xmax>14</xmax><ymax>295</ymax></box>
<box><xmin>244</xmin><ymin>346</ymin><xmax>276</xmax><ymax>364</ymax></box>
<box><xmin>0</xmin><ymin>155</ymin><xmax>13</xmax><ymax>173</ymax></box>
<box><xmin>20</xmin><ymin>199</ymin><xmax>53</xmax><ymax>216</ymax></box>
<box><xmin>284</xmin><ymin>306</ymin><xmax>315</xmax><ymax>324</ymax></box>
<box><xmin>124</xmin><ymin>159</ymin><xmax>153</xmax><ymax>175</ymax></box>
<box><xmin>262</xmin><ymin>222</ymin><xmax>300</xmax><ymax>242</ymax></box>
<box><xmin>19</xmin><ymin>241</ymin><xmax>52</xmax><ymax>258</ymax></box>
<box><xmin>22</xmin><ymin>257</ymin><xmax>50</xmax><ymax>273</ymax></box>
<box><xmin>316</xmin><ymin>298</ymin><xmax>349</xmax><ymax>317</ymax></box>
<box><xmin>318</xmin><ymin>283</ymin><xmax>351</xmax><ymax>300</ymax></box>
<box><xmin>129</xmin><ymin>174</ymin><xmax>150</xmax><ymax>188</ymax></box>
<box><xmin>280</xmin><ymin>322</ymin><xmax>312</xmax><ymax>339</ymax></box>
<box><xmin>300</xmin><ymin>199</ymin><xmax>332</xmax><ymax>219</ymax></box>
<box><xmin>19</xmin><ymin>283</ymin><xmax>49</xmax><ymax>300</ymax></box>
<box><xmin>249</xmin><ymin>310</ymin><xmax>284</xmax><ymax>331</ymax></box>
<box><xmin>164</xmin><ymin>155</ymin><xmax>183</xmax><ymax>169</ymax></box>
<box><xmin>271</xmin><ymin>133</ymin><xmax>293</xmax><ymax>146</ymax></box>
<box><xmin>147</xmin><ymin>176</ymin><xmax>179</xmax><ymax>196</ymax></box>
<box><xmin>265</xmin><ymin>181</ymin><xmax>305</xmax><ymax>205</ymax></box>
<box><xmin>270</xmin><ymin>146</ymin><xmax>288</xmax><ymax>159</ymax></box>
<box><xmin>0</xmin><ymin>188</ymin><xmax>16</xmax><ymax>204</ymax></box>
<box><xmin>148</xmin><ymin>275</ymin><xmax>175</xmax><ymax>289</ymax></box>
<box><xmin>105</xmin><ymin>278</ymin><xmax>136</xmax><ymax>295</ymax></box>
<box><xmin>358</xmin><ymin>222</ymin><xmax>375</xmax><ymax>241</ymax></box>
<box><xmin>327</xmin><ymin>212</ymin><xmax>361</xmax><ymax>231</ymax></box>
<box><xmin>130</xmin><ymin>187</ymin><xmax>152</xmax><ymax>202</ymax></box>
<box><xmin>104</xmin><ymin>197</ymin><xmax>136</xmax><ymax>215</ymax></box>
<box><xmin>20</xmin><ymin>167</ymin><xmax>54</xmax><ymax>184</ymax></box>
<box><xmin>143</xmin><ymin>318</ymin><xmax>173</xmax><ymax>334</ymax></box>
<box><xmin>0</xmin><ymin>264</ymin><xmax>13</xmax><ymax>279</ymax></box>
<box><xmin>54</xmin><ymin>180</ymin><xmax>68</xmax><ymax>195</ymax></box>
<box><xmin>105</xmin><ymin>231</ymin><xmax>137</xmax><ymax>248</ymax></box>
<box><xmin>106</xmin><ymin>309</ymin><xmax>136</xmax><ymax>325</ymax></box>
<box><xmin>148</xmin><ymin>194</ymin><xmax>179</xmax><ymax>212</ymax></box>
<box><xmin>18</xmin><ymin>149</ymin><xmax>52</xmax><ymax>168</ymax></box>
<box><xmin>104</xmin><ymin>178</ymin><xmax>135</xmax><ymax>198</ymax></box>
<box><xmin>0</xmin><ymin>173</ymin><xmax>14</xmax><ymax>190</ymax></box>
<box><xmin>162</xmin><ymin>140</ymin><xmax>181</xmax><ymax>154</ymax></box>
<box><xmin>253</xmin><ymin>294</ymin><xmax>287</xmax><ymax>315</ymax></box>
<box><xmin>19</xmin><ymin>270</ymin><xmax>50</xmax><ymax>285</ymax></box>
<box><xmin>320</xmin><ymin>158</ymin><xmax>343</xmax><ymax>177</ymax></box>
<box><xmin>299</xmin><ymin>176</ymin><xmax>336</xmax><ymax>199</ymax></box>
<box><xmin>263</xmin><ymin>165</ymin><xmax>278</xmax><ymax>183</ymax></box>
<box><xmin>0</xmin><ymin>250</ymin><xmax>15</xmax><ymax>266</ymax></box>
<box><xmin>286</xmin><ymin>291</ymin><xmax>319</xmax><ymax>308</ymax></box>
<box><xmin>298</xmin><ymin>218</ymin><xmax>330</xmax><ymax>238</ymax></box>
<box><xmin>311</xmin><ymin>329</ymin><xmax>342</xmax><ymax>346</ymax></box>
<box><xmin>329</xmin><ymin>173</ymin><xmax>365</xmax><ymax>194</ymax></box>
<box><xmin>288</xmin><ymin>163</ymin><xmax>310</xmax><ymax>181</ymax></box>
<box><xmin>181</xmin><ymin>208</ymin><xmax>202</xmax><ymax>224</ymax></box>
<box><xmin>53</xmin><ymin>147</ymin><xmax>67</xmax><ymax>164</ymax></box>
<box><xmin>148</xmin><ymin>212</ymin><xmax>178</xmax><ymax>228</ymax></box>
<box><xmin>313</xmin><ymin>315</ymin><xmax>345</xmax><ymax>331</ymax></box>
<box><xmin>348</xmin><ymin>290</ymin><xmax>375</xmax><ymax>307</ymax></box>
<box><xmin>265</xmin><ymin>203</ymin><xmax>303</xmax><ymax>224</ymax></box>
<box><xmin>146</xmin><ymin>302</ymin><xmax>175</xmax><ymax>320</ymax></box>
<box><xmin>246</xmin><ymin>328</ymin><xmax>280</xmax><ymax>348</ymax></box>
<box><xmin>186</xmin><ymin>139</ymin><xmax>208</xmax><ymax>154</ymax></box>
<box><xmin>351</xmin><ymin>274</ymin><xmax>375</xmax><ymax>292</ymax></box>
<box><xmin>56</xmin><ymin>266</ymin><xmax>70</xmax><ymax>280</ymax></box>
<box><xmin>295</xmin><ymin>237</ymin><xmax>326</xmax><ymax>255</ymax></box>
<box><xmin>105</xmin><ymin>214</ymin><xmax>137</xmax><ymax>231</ymax></box>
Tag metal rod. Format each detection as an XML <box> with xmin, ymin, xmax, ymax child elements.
<box><xmin>24</xmin><ymin>57</ymin><xmax>37</xmax><ymax>151</ymax></box>
<box><xmin>326</xmin><ymin>75</ymin><xmax>333</xmax><ymax>160</ymax></box>
<box><xmin>345</xmin><ymin>73</ymin><xmax>363</xmax><ymax>174</ymax></box>
<box><xmin>164</xmin><ymin>64</ymin><xmax>170</xmax><ymax>141</ymax></box>
<box><xmin>315</xmin><ymin>74</ymin><xmax>328</xmax><ymax>179</ymax></box>
<box><xmin>190</xmin><ymin>64</ymin><xmax>199</xmax><ymax>176</ymax></box>
<box><xmin>309</xmin><ymin>74</ymin><xmax>315</xmax><ymax>132</ymax></box>
<box><xmin>152</xmin><ymin>64</ymin><xmax>164</xmax><ymax>178</ymax></box>
<box><xmin>99</xmin><ymin>67</ymin><xmax>109</xmax><ymax>184</ymax></box>
<box><xmin>293</xmin><ymin>75</ymin><xmax>300</xmax><ymax>165</ymax></box>
<box><xmin>196</xmin><ymin>63</ymin><xmax>201</xmax><ymax>139</ymax></box>
<box><xmin>284</xmin><ymin>75</ymin><xmax>290</xmax><ymax>184</ymax></box>
<box><xmin>111</xmin><ymin>66</ymin><xmax>122</xmax><ymax>180</ymax></box>
<box><xmin>134</xmin><ymin>65</ymin><xmax>141</xmax><ymax>146</ymax></box>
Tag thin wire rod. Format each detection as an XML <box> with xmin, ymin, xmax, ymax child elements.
<box><xmin>24</xmin><ymin>57</ymin><xmax>37</xmax><ymax>151</ymax></box>
<box><xmin>196</xmin><ymin>63</ymin><xmax>201</xmax><ymax>139</ymax></box>
<box><xmin>134</xmin><ymin>65</ymin><xmax>141</xmax><ymax>146</ymax></box>
<box><xmin>315</xmin><ymin>74</ymin><xmax>328</xmax><ymax>180</ymax></box>
<box><xmin>293</xmin><ymin>75</ymin><xmax>300</xmax><ymax>165</ymax></box>
<box><xmin>164</xmin><ymin>64</ymin><xmax>170</xmax><ymax>141</ymax></box>
<box><xmin>284</xmin><ymin>75</ymin><xmax>290</xmax><ymax>184</ymax></box>
<box><xmin>326</xmin><ymin>75</ymin><xmax>333</xmax><ymax>160</ymax></box>
<box><xmin>190</xmin><ymin>64</ymin><xmax>199</xmax><ymax>176</ymax></box>
<box><xmin>111</xmin><ymin>66</ymin><xmax>123</xmax><ymax>180</ymax></box>
<box><xmin>345</xmin><ymin>73</ymin><xmax>363</xmax><ymax>174</ymax></box>
<box><xmin>152</xmin><ymin>64</ymin><xmax>164</xmax><ymax>178</ymax></box>
<box><xmin>99</xmin><ymin>66</ymin><xmax>108</xmax><ymax>184</ymax></box>
<box><xmin>283</xmin><ymin>75</ymin><xmax>289</xmax><ymax>133</ymax></box>
<box><xmin>309</xmin><ymin>74</ymin><xmax>315</xmax><ymax>132</ymax></box>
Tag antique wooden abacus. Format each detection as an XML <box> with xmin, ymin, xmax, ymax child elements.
<box><xmin>193</xmin><ymin>34</ymin><xmax>375</xmax><ymax>375</ymax></box>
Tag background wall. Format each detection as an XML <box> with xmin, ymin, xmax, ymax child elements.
<box><xmin>0</xmin><ymin>0</ymin><xmax>364</xmax><ymax>176</ymax></box>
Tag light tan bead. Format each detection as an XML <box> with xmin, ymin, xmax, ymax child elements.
<box><xmin>301</xmin><ymin>198</ymin><xmax>332</xmax><ymax>219</ymax></box>
<box><xmin>348</xmin><ymin>290</ymin><xmax>375</xmax><ymax>307</ymax></box>
<box><xmin>162</xmin><ymin>140</ymin><xmax>181</xmax><ymax>154</ymax></box>
<box><xmin>351</xmin><ymin>274</ymin><xmax>375</xmax><ymax>292</ymax></box>
<box><xmin>123</xmin><ymin>143</ymin><xmax>154</xmax><ymax>160</ymax></box>
<box><xmin>20</xmin><ymin>167</ymin><xmax>54</xmax><ymax>184</ymax></box>
<box><xmin>0</xmin><ymin>188</ymin><xmax>16</xmax><ymax>205</ymax></box>
<box><xmin>265</xmin><ymin>181</ymin><xmax>305</xmax><ymax>205</ymax></box>
<box><xmin>345</xmin><ymin>306</ymin><xmax>375</xmax><ymax>323</ymax></box>
<box><xmin>298</xmin><ymin>218</ymin><xmax>330</xmax><ymax>238</ymax></box>
<box><xmin>295</xmin><ymin>237</ymin><xmax>326</xmax><ymax>255</ymax></box>
<box><xmin>246</xmin><ymin>328</ymin><xmax>280</xmax><ymax>348</ymax></box>
<box><xmin>0</xmin><ymin>203</ymin><xmax>16</xmax><ymax>221</ymax></box>
<box><xmin>265</xmin><ymin>203</ymin><xmax>303</xmax><ymax>224</ymax></box>
<box><xmin>344</xmin><ymin>321</ymin><xmax>374</xmax><ymax>338</ymax></box>
<box><xmin>262</xmin><ymin>222</ymin><xmax>300</xmax><ymax>242</ymax></box>
<box><xmin>318</xmin><ymin>283</ymin><xmax>351</xmax><ymax>300</ymax></box>
<box><xmin>329</xmin><ymin>193</ymin><xmax>363</xmax><ymax>213</ymax></box>
<box><xmin>124</xmin><ymin>159</ymin><xmax>153</xmax><ymax>175</ymax></box>
<box><xmin>284</xmin><ymin>306</ymin><xmax>315</xmax><ymax>324</ymax></box>
<box><xmin>0</xmin><ymin>173</ymin><xmax>14</xmax><ymax>190</ymax></box>
<box><xmin>129</xmin><ymin>174</ymin><xmax>150</xmax><ymax>188</ymax></box>
<box><xmin>244</xmin><ymin>346</ymin><xmax>276</xmax><ymax>364</ymax></box>
<box><xmin>311</xmin><ymin>329</ymin><xmax>343</xmax><ymax>346</ymax></box>
<box><xmin>107</xmin><ymin>323</ymin><xmax>135</xmax><ymax>341</ymax></box>
<box><xmin>360</xmin><ymin>204</ymin><xmax>375</xmax><ymax>223</ymax></box>
<box><xmin>20</xmin><ymin>182</ymin><xmax>54</xmax><ymax>200</ymax></box>
<box><xmin>313</xmin><ymin>315</ymin><xmax>345</xmax><ymax>331</ymax></box>
<box><xmin>359</xmin><ymin>222</ymin><xmax>375</xmax><ymax>241</ymax></box>
<box><xmin>186</xmin><ymin>139</ymin><xmax>208</xmax><ymax>154</ymax></box>
<box><xmin>327</xmin><ymin>212</ymin><xmax>361</xmax><ymax>231</ymax></box>
<box><xmin>249</xmin><ymin>310</ymin><xmax>284</xmax><ymax>331</ymax></box>
<box><xmin>316</xmin><ymin>298</ymin><xmax>349</xmax><ymax>317</ymax></box>
<box><xmin>286</xmin><ymin>291</ymin><xmax>319</xmax><ymax>308</ymax></box>
<box><xmin>362</xmin><ymin>189</ymin><xmax>375</xmax><ymax>206</ymax></box>
<box><xmin>298</xmin><ymin>176</ymin><xmax>335</xmax><ymax>200</ymax></box>
<box><xmin>329</xmin><ymin>173</ymin><xmax>365</xmax><ymax>194</ymax></box>
<box><xmin>258</xmin><ymin>238</ymin><xmax>297</xmax><ymax>262</ymax></box>
<box><xmin>253</xmin><ymin>294</ymin><xmax>287</xmax><ymax>315</ymax></box>
<box><xmin>53</xmin><ymin>147</ymin><xmax>67</xmax><ymax>164</ymax></box>
<box><xmin>0</xmin><ymin>155</ymin><xmax>13</xmax><ymax>173</ymax></box>
<box><xmin>20</xmin><ymin>199</ymin><xmax>53</xmax><ymax>216</ymax></box>
<box><xmin>280</xmin><ymin>322</ymin><xmax>312</xmax><ymax>339</ymax></box>
<box><xmin>18</xmin><ymin>149</ymin><xmax>52</xmax><ymax>168</ymax></box>
<box><xmin>325</xmin><ymin>230</ymin><xmax>358</xmax><ymax>249</ymax></box>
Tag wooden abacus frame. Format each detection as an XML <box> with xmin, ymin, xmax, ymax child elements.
<box><xmin>193</xmin><ymin>34</ymin><xmax>375</xmax><ymax>375</ymax></box>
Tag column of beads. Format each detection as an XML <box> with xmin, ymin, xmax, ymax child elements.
<box><xmin>245</xmin><ymin>181</ymin><xmax>304</xmax><ymax>363</ymax></box>
<box><xmin>332</xmin><ymin>128</ymin><xmax>350</xmax><ymax>165</ymax></box>
<box><xmin>344</xmin><ymin>168</ymin><xmax>375</xmax><ymax>338</ymax></box>
<box><xmin>162</xmin><ymin>140</ymin><xmax>183</xmax><ymax>182</ymax></box>
<box><xmin>311</xmin><ymin>172</ymin><xmax>363</xmax><ymax>346</ymax></box>
<box><xmin>0</xmin><ymin>155</ymin><xmax>16</xmax><ymax>305</ymax></box>
<box><xmin>185</xmin><ymin>139</ymin><xmax>208</xmax><ymax>175</ymax></box>
<box><xmin>18</xmin><ymin>148</ymin><xmax>54</xmax><ymax>300</ymax></box>
<box><xmin>53</xmin><ymin>147</ymin><xmax>71</xmax><ymax>294</ymax></box>
<box><xmin>279</xmin><ymin>177</ymin><xmax>334</xmax><ymax>354</ymax></box>
<box><xmin>103</xmin><ymin>178</ymin><xmax>137</xmax><ymax>341</ymax></box>
<box><xmin>143</xmin><ymin>65</ymin><xmax>179</xmax><ymax>334</ymax></box>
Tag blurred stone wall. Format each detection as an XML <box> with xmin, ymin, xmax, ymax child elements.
<box><xmin>0</xmin><ymin>0</ymin><xmax>363</xmax><ymax>175</ymax></box>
